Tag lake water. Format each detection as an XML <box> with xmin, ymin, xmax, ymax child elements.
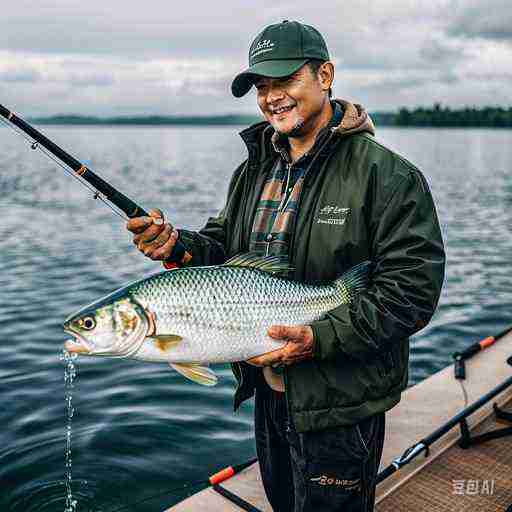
<box><xmin>1</xmin><ymin>125</ymin><xmax>511</xmax><ymax>511</ymax></box>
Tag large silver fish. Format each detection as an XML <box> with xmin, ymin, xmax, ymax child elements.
<box><xmin>64</xmin><ymin>253</ymin><xmax>371</xmax><ymax>386</ymax></box>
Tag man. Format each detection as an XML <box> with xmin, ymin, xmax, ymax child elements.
<box><xmin>127</xmin><ymin>21</ymin><xmax>445</xmax><ymax>512</ymax></box>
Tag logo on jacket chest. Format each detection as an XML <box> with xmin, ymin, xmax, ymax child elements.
<box><xmin>315</xmin><ymin>205</ymin><xmax>350</xmax><ymax>226</ymax></box>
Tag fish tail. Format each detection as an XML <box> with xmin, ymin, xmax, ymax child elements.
<box><xmin>335</xmin><ymin>260</ymin><xmax>373</xmax><ymax>300</ymax></box>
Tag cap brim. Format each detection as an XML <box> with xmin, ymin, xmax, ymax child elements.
<box><xmin>231</xmin><ymin>59</ymin><xmax>309</xmax><ymax>98</ymax></box>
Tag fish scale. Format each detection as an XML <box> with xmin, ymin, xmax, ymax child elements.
<box><xmin>129</xmin><ymin>265</ymin><xmax>358</xmax><ymax>363</ymax></box>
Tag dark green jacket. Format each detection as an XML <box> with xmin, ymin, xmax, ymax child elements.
<box><xmin>178</xmin><ymin>99</ymin><xmax>446</xmax><ymax>433</ymax></box>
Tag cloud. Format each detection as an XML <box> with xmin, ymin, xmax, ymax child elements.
<box><xmin>0</xmin><ymin>0</ymin><xmax>510</xmax><ymax>115</ymax></box>
<box><xmin>419</xmin><ymin>37</ymin><xmax>469</xmax><ymax>65</ymax></box>
<box><xmin>0</xmin><ymin>68</ymin><xmax>41</xmax><ymax>83</ymax></box>
<box><xmin>2</xmin><ymin>0</ymin><xmax>260</xmax><ymax>58</ymax></box>
<box><xmin>448</xmin><ymin>0</ymin><xmax>512</xmax><ymax>41</ymax></box>
<box><xmin>0</xmin><ymin>50</ymin><xmax>251</xmax><ymax>116</ymax></box>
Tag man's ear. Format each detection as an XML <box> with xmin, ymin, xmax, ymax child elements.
<box><xmin>319</xmin><ymin>61</ymin><xmax>334</xmax><ymax>93</ymax></box>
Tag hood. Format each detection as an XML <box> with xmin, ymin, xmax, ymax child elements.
<box><xmin>239</xmin><ymin>98</ymin><xmax>375</xmax><ymax>163</ymax></box>
<box><xmin>332</xmin><ymin>98</ymin><xmax>375</xmax><ymax>138</ymax></box>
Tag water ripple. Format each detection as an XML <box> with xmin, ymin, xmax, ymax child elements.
<box><xmin>1</xmin><ymin>126</ymin><xmax>512</xmax><ymax>510</ymax></box>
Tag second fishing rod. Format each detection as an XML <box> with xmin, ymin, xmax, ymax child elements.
<box><xmin>0</xmin><ymin>104</ymin><xmax>192</xmax><ymax>266</ymax></box>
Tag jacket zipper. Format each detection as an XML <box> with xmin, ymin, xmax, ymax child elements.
<box><xmin>284</xmin><ymin>132</ymin><xmax>335</xmax><ymax>430</ymax></box>
<box><xmin>281</xmin><ymin>160</ymin><xmax>296</xmax><ymax>429</ymax></box>
<box><xmin>287</xmin><ymin>132</ymin><xmax>335</xmax><ymax>260</ymax></box>
<box><xmin>279</xmin><ymin>162</ymin><xmax>293</xmax><ymax>211</ymax></box>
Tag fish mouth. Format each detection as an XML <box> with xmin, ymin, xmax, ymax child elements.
<box><xmin>63</xmin><ymin>329</ymin><xmax>92</xmax><ymax>354</ymax></box>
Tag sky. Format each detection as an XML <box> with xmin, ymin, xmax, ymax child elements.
<box><xmin>1</xmin><ymin>0</ymin><xmax>511</xmax><ymax>117</ymax></box>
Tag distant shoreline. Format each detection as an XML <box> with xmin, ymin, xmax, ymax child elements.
<box><xmin>29</xmin><ymin>114</ymin><xmax>263</xmax><ymax>126</ymax></box>
<box><xmin>29</xmin><ymin>105</ymin><xmax>512</xmax><ymax>128</ymax></box>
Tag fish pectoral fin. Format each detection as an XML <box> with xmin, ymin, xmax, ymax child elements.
<box><xmin>169</xmin><ymin>363</ymin><xmax>218</xmax><ymax>387</ymax></box>
<box><xmin>149</xmin><ymin>335</ymin><xmax>183</xmax><ymax>352</ymax></box>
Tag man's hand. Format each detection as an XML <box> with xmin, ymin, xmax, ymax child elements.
<box><xmin>126</xmin><ymin>208</ymin><xmax>178</xmax><ymax>261</ymax></box>
<box><xmin>247</xmin><ymin>325</ymin><xmax>314</xmax><ymax>367</ymax></box>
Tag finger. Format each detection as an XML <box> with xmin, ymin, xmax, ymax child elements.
<box><xmin>268</xmin><ymin>325</ymin><xmax>299</xmax><ymax>340</ymax></box>
<box><xmin>128</xmin><ymin>208</ymin><xmax>166</xmax><ymax>235</ymax></box>
<box><xmin>149</xmin><ymin>226</ymin><xmax>174</xmax><ymax>250</ymax></box>
<box><xmin>151</xmin><ymin>229</ymin><xmax>178</xmax><ymax>260</ymax></box>
<box><xmin>267</xmin><ymin>325</ymin><xmax>288</xmax><ymax>340</ymax></box>
<box><xmin>246</xmin><ymin>357</ymin><xmax>265</xmax><ymax>367</ymax></box>
<box><xmin>148</xmin><ymin>208</ymin><xmax>165</xmax><ymax>226</ymax></box>
<box><xmin>286</xmin><ymin>325</ymin><xmax>312</xmax><ymax>343</ymax></box>
<box><xmin>126</xmin><ymin>216</ymin><xmax>154</xmax><ymax>234</ymax></box>
<box><xmin>142</xmin><ymin>227</ymin><xmax>173</xmax><ymax>257</ymax></box>
<box><xmin>282</xmin><ymin>342</ymin><xmax>302</xmax><ymax>358</ymax></box>
<box><xmin>281</xmin><ymin>348</ymin><xmax>312</xmax><ymax>365</ymax></box>
<box><xmin>247</xmin><ymin>354</ymin><xmax>277</xmax><ymax>366</ymax></box>
<box><xmin>149</xmin><ymin>208</ymin><xmax>164</xmax><ymax>219</ymax></box>
<box><xmin>134</xmin><ymin>222</ymin><xmax>168</xmax><ymax>246</ymax></box>
<box><xmin>141</xmin><ymin>227</ymin><xmax>172</xmax><ymax>256</ymax></box>
<box><xmin>280</xmin><ymin>337</ymin><xmax>314</xmax><ymax>364</ymax></box>
<box><xmin>247</xmin><ymin>347</ymin><xmax>284</xmax><ymax>367</ymax></box>
<box><xmin>276</xmin><ymin>325</ymin><xmax>312</xmax><ymax>344</ymax></box>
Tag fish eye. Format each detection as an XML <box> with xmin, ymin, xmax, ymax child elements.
<box><xmin>79</xmin><ymin>316</ymin><xmax>96</xmax><ymax>330</ymax></box>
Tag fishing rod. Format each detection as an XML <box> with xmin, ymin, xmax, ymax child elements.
<box><xmin>377</xmin><ymin>363</ymin><xmax>512</xmax><ymax>484</ymax></box>
<box><xmin>105</xmin><ymin>457</ymin><xmax>259</xmax><ymax>512</ymax></box>
<box><xmin>453</xmin><ymin>325</ymin><xmax>512</xmax><ymax>380</ymax></box>
<box><xmin>0</xmin><ymin>104</ymin><xmax>191</xmax><ymax>265</ymax></box>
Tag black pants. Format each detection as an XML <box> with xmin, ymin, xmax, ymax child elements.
<box><xmin>254</xmin><ymin>378</ymin><xmax>385</xmax><ymax>512</ymax></box>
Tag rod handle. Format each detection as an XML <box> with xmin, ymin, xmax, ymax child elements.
<box><xmin>209</xmin><ymin>466</ymin><xmax>235</xmax><ymax>485</ymax></box>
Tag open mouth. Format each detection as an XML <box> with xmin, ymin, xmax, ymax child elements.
<box><xmin>63</xmin><ymin>329</ymin><xmax>91</xmax><ymax>354</ymax></box>
<box><xmin>272</xmin><ymin>105</ymin><xmax>295</xmax><ymax>118</ymax></box>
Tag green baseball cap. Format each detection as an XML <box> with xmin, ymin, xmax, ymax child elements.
<box><xmin>231</xmin><ymin>20</ymin><xmax>329</xmax><ymax>98</ymax></box>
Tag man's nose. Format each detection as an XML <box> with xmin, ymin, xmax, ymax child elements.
<box><xmin>266</xmin><ymin>83</ymin><xmax>285</xmax><ymax>104</ymax></box>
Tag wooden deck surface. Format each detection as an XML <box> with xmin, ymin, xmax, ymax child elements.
<box><xmin>376</xmin><ymin>396</ymin><xmax>512</xmax><ymax>511</ymax></box>
<box><xmin>168</xmin><ymin>331</ymin><xmax>512</xmax><ymax>511</ymax></box>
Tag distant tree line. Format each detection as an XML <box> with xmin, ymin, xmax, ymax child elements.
<box><xmin>31</xmin><ymin>114</ymin><xmax>261</xmax><ymax>126</ymax></box>
<box><xmin>393</xmin><ymin>103</ymin><xmax>512</xmax><ymax>128</ymax></box>
<box><xmin>30</xmin><ymin>104</ymin><xmax>512</xmax><ymax>128</ymax></box>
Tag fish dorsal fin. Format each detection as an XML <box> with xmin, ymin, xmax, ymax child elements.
<box><xmin>169</xmin><ymin>363</ymin><xmax>218</xmax><ymax>386</ymax></box>
<box><xmin>223</xmin><ymin>252</ymin><xmax>291</xmax><ymax>276</ymax></box>
<box><xmin>335</xmin><ymin>261</ymin><xmax>373</xmax><ymax>292</ymax></box>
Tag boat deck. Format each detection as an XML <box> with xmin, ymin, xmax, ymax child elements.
<box><xmin>376</xmin><ymin>395</ymin><xmax>512</xmax><ymax>511</ymax></box>
<box><xmin>168</xmin><ymin>331</ymin><xmax>512</xmax><ymax>511</ymax></box>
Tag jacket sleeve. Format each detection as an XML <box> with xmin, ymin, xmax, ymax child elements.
<box><xmin>172</xmin><ymin>160</ymin><xmax>247</xmax><ymax>267</ymax></box>
<box><xmin>310</xmin><ymin>169</ymin><xmax>446</xmax><ymax>361</ymax></box>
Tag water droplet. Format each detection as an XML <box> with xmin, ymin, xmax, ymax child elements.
<box><xmin>62</xmin><ymin>349</ymin><xmax>79</xmax><ymax>511</ymax></box>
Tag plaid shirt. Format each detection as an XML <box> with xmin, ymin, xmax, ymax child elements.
<box><xmin>249</xmin><ymin>102</ymin><xmax>343</xmax><ymax>258</ymax></box>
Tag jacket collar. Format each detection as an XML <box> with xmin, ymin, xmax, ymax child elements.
<box><xmin>270</xmin><ymin>100</ymin><xmax>343</xmax><ymax>164</ymax></box>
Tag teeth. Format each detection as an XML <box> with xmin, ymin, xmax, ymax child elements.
<box><xmin>273</xmin><ymin>106</ymin><xmax>293</xmax><ymax>114</ymax></box>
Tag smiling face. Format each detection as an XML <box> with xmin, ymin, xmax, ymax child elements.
<box><xmin>254</xmin><ymin>62</ymin><xmax>334</xmax><ymax>139</ymax></box>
